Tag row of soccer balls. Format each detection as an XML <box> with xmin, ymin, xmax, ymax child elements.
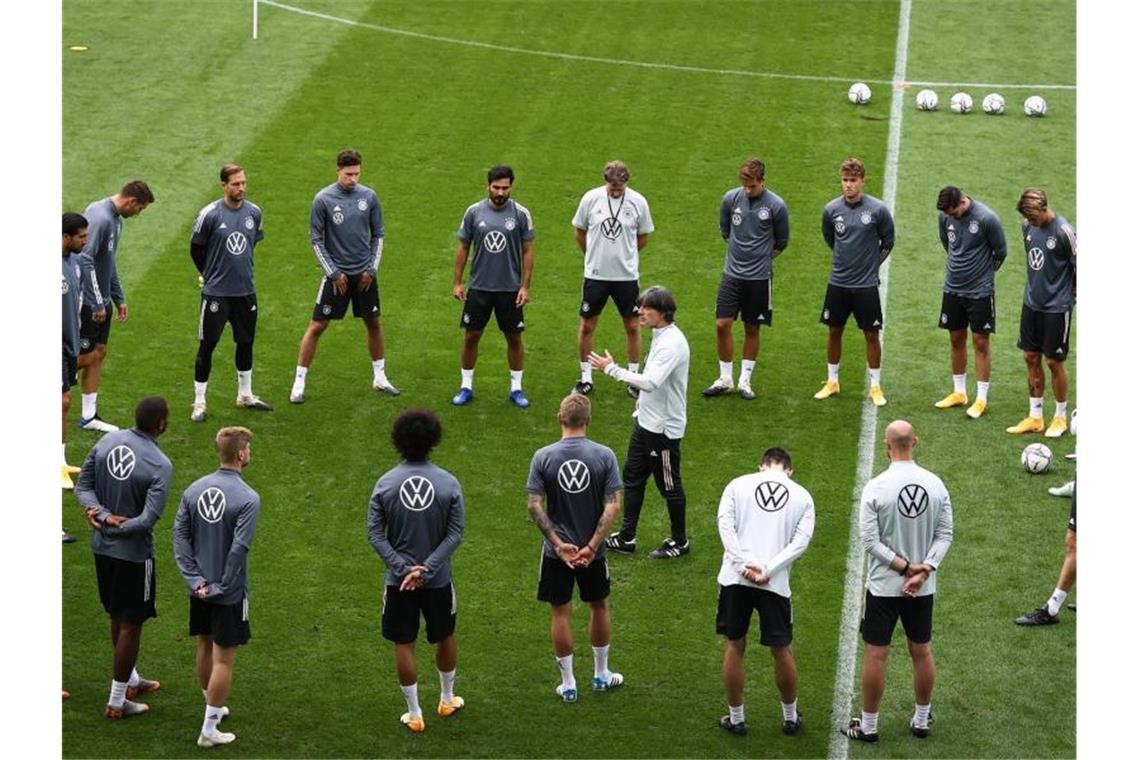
<box><xmin>847</xmin><ymin>82</ymin><xmax>1048</xmax><ymax>116</ymax></box>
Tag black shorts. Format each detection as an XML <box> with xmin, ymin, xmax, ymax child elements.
<box><xmin>820</xmin><ymin>284</ymin><xmax>883</xmax><ymax>331</ymax></box>
<box><xmin>63</xmin><ymin>351</ymin><xmax>78</xmax><ymax>392</ymax></box>
<box><xmin>461</xmin><ymin>289</ymin><xmax>525</xmax><ymax>333</ymax></box>
<box><xmin>580</xmin><ymin>278</ymin><xmax>639</xmax><ymax>319</ymax></box>
<box><xmin>537</xmin><ymin>552</ymin><xmax>611</xmax><ymax>606</ymax></box>
<box><xmin>1069</xmin><ymin>484</ymin><xmax>1077</xmax><ymax>533</ymax></box>
<box><xmin>79</xmin><ymin>305</ymin><xmax>112</xmax><ymax>353</ymax></box>
<box><xmin>1018</xmin><ymin>305</ymin><xmax>1071</xmax><ymax>360</ymax></box>
<box><xmin>939</xmin><ymin>292</ymin><xmax>996</xmax><ymax>334</ymax></box>
<box><xmin>860</xmin><ymin>591</ymin><xmax>934</xmax><ymax>646</ymax></box>
<box><xmin>313</xmin><ymin>273</ymin><xmax>380</xmax><ymax>320</ymax></box>
<box><xmin>94</xmin><ymin>553</ymin><xmax>156</xmax><ymax>625</ymax></box>
<box><xmin>382</xmin><ymin>583</ymin><xmax>457</xmax><ymax>645</ymax></box>
<box><xmin>715</xmin><ymin>275</ymin><xmax>773</xmax><ymax>326</ymax></box>
<box><xmin>189</xmin><ymin>596</ymin><xmax>251</xmax><ymax>647</ymax></box>
<box><xmin>716</xmin><ymin>584</ymin><xmax>793</xmax><ymax>646</ymax></box>
<box><xmin>199</xmin><ymin>294</ymin><xmax>258</xmax><ymax>344</ymax></box>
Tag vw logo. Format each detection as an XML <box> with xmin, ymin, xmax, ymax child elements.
<box><xmin>897</xmin><ymin>484</ymin><xmax>929</xmax><ymax>518</ymax></box>
<box><xmin>244</xmin><ymin>216</ymin><xmax>255</xmax><ymax>230</ymax></box>
<box><xmin>757</xmin><ymin>207</ymin><xmax>770</xmax><ymax>221</ymax></box>
<box><xmin>399</xmin><ymin>476</ymin><xmax>435</xmax><ymax>511</ymax></box>
<box><xmin>483</xmin><ymin>230</ymin><xmax>507</xmax><ymax>254</ymax></box>
<box><xmin>332</xmin><ymin>211</ymin><xmax>344</xmax><ymax>225</ymax></box>
<box><xmin>731</xmin><ymin>213</ymin><xmax>742</xmax><ymax>226</ymax></box>
<box><xmin>600</xmin><ymin>217</ymin><xmax>622</xmax><ymax>240</ymax></box>
<box><xmin>226</xmin><ymin>231</ymin><xmax>248</xmax><ymax>255</ymax></box>
<box><xmin>754</xmin><ymin>481</ymin><xmax>789</xmax><ymax>512</ymax></box>
<box><xmin>860</xmin><ymin>212</ymin><xmax>872</xmax><ymax>225</ymax></box>
<box><xmin>357</xmin><ymin>199</ymin><xmax>368</xmax><ymax>211</ymax></box>
<box><xmin>106</xmin><ymin>445</ymin><xmax>137</xmax><ymax>481</ymax></box>
<box><xmin>197</xmin><ymin>487</ymin><xmax>226</xmax><ymax>523</ymax></box>
<box><xmin>968</xmin><ymin>220</ymin><xmax>980</xmax><ymax>234</ymax></box>
<box><xmin>557</xmin><ymin>460</ymin><xmax>591</xmax><ymax>493</ymax></box>
<box><xmin>833</xmin><ymin>219</ymin><xmax>846</xmax><ymax>234</ymax></box>
<box><xmin>1027</xmin><ymin>247</ymin><xmax>1045</xmax><ymax>271</ymax></box>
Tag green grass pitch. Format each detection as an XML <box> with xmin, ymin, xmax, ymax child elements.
<box><xmin>62</xmin><ymin>1</ymin><xmax>1075</xmax><ymax>756</ymax></box>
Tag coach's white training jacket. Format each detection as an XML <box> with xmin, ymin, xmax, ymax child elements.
<box><xmin>716</xmin><ymin>469</ymin><xmax>815</xmax><ymax>598</ymax></box>
<box><xmin>860</xmin><ymin>459</ymin><xmax>954</xmax><ymax>598</ymax></box>
<box><xmin>604</xmin><ymin>322</ymin><xmax>689</xmax><ymax>439</ymax></box>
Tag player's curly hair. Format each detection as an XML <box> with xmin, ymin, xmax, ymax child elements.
<box><xmin>392</xmin><ymin>409</ymin><xmax>443</xmax><ymax>462</ymax></box>
<box><xmin>337</xmin><ymin>149</ymin><xmax>363</xmax><ymax>168</ymax></box>
<box><xmin>839</xmin><ymin>157</ymin><xmax>865</xmax><ymax>178</ymax></box>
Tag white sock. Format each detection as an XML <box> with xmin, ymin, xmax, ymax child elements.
<box><xmin>201</xmin><ymin>704</ymin><xmax>224</xmax><ymax>735</ymax></box>
<box><xmin>739</xmin><ymin>360</ymin><xmax>756</xmax><ymax>386</ymax></box>
<box><xmin>1055</xmin><ymin>400</ymin><xmax>1068</xmax><ymax>419</ymax></box>
<box><xmin>781</xmin><ymin>699</ymin><xmax>798</xmax><ymax>722</ymax></box>
<box><xmin>729</xmin><ymin>703</ymin><xmax>745</xmax><ymax>725</ymax></box>
<box><xmin>82</xmin><ymin>393</ymin><xmax>97</xmax><ymax>419</ymax></box>
<box><xmin>627</xmin><ymin>362</ymin><xmax>639</xmax><ymax>373</ymax></box>
<box><xmin>556</xmin><ymin>654</ymin><xmax>575</xmax><ymax>689</ymax></box>
<box><xmin>295</xmin><ymin>366</ymin><xmax>308</xmax><ymax>381</ymax></box>
<box><xmin>400</xmin><ymin>683</ymin><xmax>421</xmax><ymax>717</ymax></box>
<box><xmin>1046</xmin><ymin>588</ymin><xmax>1068</xmax><ymax>616</ymax></box>
<box><xmin>460</xmin><ymin>368</ymin><xmax>474</xmax><ymax>390</ymax></box>
<box><xmin>952</xmin><ymin>373</ymin><xmax>966</xmax><ymax>394</ymax></box>
<box><xmin>827</xmin><ymin>363</ymin><xmax>840</xmax><ymax>382</ymax></box>
<box><xmin>592</xmin><ymin>645</ymin><xmax>610</xmax><ymax>679</ymax></box>
<box><xmin>580</xmin><ymin>362</ymin><xmax>592</xmax><ymax>384</ymax></box>
<box><xmin>1030</xmin><ymin>397</ymin><xmax>1044</xmax><ymax>418</ymax></box>
<box><xmin>372</xmin><ymin>358</ymin><xmax>387</xmax><ymax>382</ymax></box>
<box><xmin>61</xmin><ymin>443</ymin><xmax>68</xmax><ymax>466</ymax></box>
<box><xmin>976</xmin><ymin>381</ymin><xmax>990</xmax><ymax>403</ymax></box>
<box><xmin>913</xmin><ymin>703</ymin><xmax>931</xmax><ymax>728</ymax></box>
<box><xmin>108</xmin><ymin>679</ymin><xmax>127</xmax><ymax>708</ymax></box>
<box><xmin>868</xmin><ymin>367</ymin><xmax>881</xmax><ymax>387</ymax></box>
<box><xmin>439</xmin><ymin>669</ymin><xmax>456</xmax><ymax>702</ymax></box>
<box><xmin>128</xmin><ymin>668</ymin><xmax>141</xmax><ymax>687</ymax></box>
<box><xmin>194</xmin><ymin>381</ymin><xmax>208</xmax><ymax>405</ymax></box>
<box><xmin>719</xmin><ymin>360</ymin><xmax>733</xmax><ymax>381</ymax></box>
<box><xmin>861</xmin><ymin>710</ymin><xmax>879</xmax><ymax>733</ymax></box>
<box><xmin>237</xmin><ymin>370</ymin><xmax>252</xmax><ymax>396</ymax></box>
<box><xmin>510</xmin><ymin>370</ymin><xmax>523</xmax><ymax>392</ymax></box>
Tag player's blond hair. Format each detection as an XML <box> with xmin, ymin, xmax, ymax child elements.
<box><xmin>216</xmin><ymin>426</ymin><xmax>253</xmax><ymax>464</ymax></box>
<box><xmin>1017</xmin><ymin>187</ymin><xmax>1049</xmax><ymax>216</ymax></box>
<box><xmin>739</xmin><ymin>157</ymin><xmax>766</xmax><ymax>182</ymax></box>
<box><xmin>558</xmin><ymin>394</ymin><xmax>592</xmax><ymax>429</ymax></box>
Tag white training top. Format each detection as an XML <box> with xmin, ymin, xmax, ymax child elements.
<box><xmin>860</xmin><ymin>460</ymin><xmax>954</xmax><ymax>597</ymax></box>
<box><xmin>716</xmin><ymin>468</ymin><xmax>815</xmax><ymax>598</ymax></box>
<box><xmin>605</xmin><ymin>322</ymin><xmax>689</xmax><ymax>438</ymax></box>
<box><xmin>572</xmin><ymin>186</ymin><xmax>654</xmax><ymax>281</ymax></box>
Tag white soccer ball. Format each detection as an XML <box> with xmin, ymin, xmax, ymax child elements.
<box><xmin>915</xmin><ymin>89</ymin><xmax>939</xmax><ymax>111</ymax></box>
<box><xmin>1024</xmin><ymin>95</ymin><xmax>1048</xmax><ymax>117</ymax></box>
<box><xmin>949</xmin><ymin>92</ymin><xmax>973</xmax><ymax>114</ymax></box>
<box><xmin>982</xmin><ymin>93</ymin><xmax>1006</xmax><ymax>114</ymax></box>
<box><xmin>1021</xmin><ymin>443</ymin><xmax>1053</xmax><ymax>474</ymax></box>
<box><xmin>848</xmin><ymin>82</ymin><xmax>872</xmax><ymax>105</ymax></box>
<box><xmin>1069</xmin><ymin>409</ymin><xmax>1077</xmax><ymax>436</ymax></box>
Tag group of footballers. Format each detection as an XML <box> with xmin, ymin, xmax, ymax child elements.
<box><xmin>61</xmin><ymin>149</ymin><xmax>1074</xmax><ymax>746</ymax></box>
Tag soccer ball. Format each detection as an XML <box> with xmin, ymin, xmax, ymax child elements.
<box><xmin>848</xmin><ymin>82</ymin><xmax>872</xmax><ymax>105</ymax></box>
<box><xmin>1070</xmin><ymin>409</ymin><xmax>1077</xmax><ymax>436</ymax></box>
<box><xmin>915</xmin><ymin>89</ymin><xmax>938</xmax><ymax>111</ymax></box>
<box><xmin>1024</xmin><ymin>95</ymin><xmax>1048</xmax><ymax>117</ymax></box>
<box><xmin>982</xmin><ymin>93</ymin><xmax>1006</xmax><ymax>115</ymax></box>
<box><xmin>1021</xmin><ymin>443</ymin><xmax>1053</xmax><ymax>474</ymax></box>
<box><xmin>949</xmin><ymin>92</ymin><xmax>973</xmax><ymax>114</ymax></box>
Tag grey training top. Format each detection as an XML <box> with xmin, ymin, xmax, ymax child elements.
<box><xmin>368</xmin><ymin>461</ymin><xmax>465</xmax><ymax>588</ymax></box>
<box><xmin>938</xmin><ymin>198</ymin><xmax>1007</xmax><ymax>298</ymax></box>
<box><xmin>192</xmin><ymin>199</ymin><xmax>264</xmax><ymax>297</ymax></box>
<box><xmin>62</xmin><ymin>252</ymin><xmax>84</xmax><ymax>357</ymax></box>
<box><xmin>526</xmin><ymin>436</ymin><xmax>622</xmax><ymax>559</ymax></box>
<box><xmin>75</xmin><ymin>428</ymin><xmax>173</xmax><ymax>562</ymax></box>
<box><xmin>173</xmin><ymin>468</ymin><xmax>261</xmax><ymax>605</ymax></box>
<box><xmin>80</xmin><ymin>197</ymin><xmax>125</xmax><ymax>308</ymax></box>
<box><xmin>311</xmin><ymin>182</ymin><xmax>383</xmax><ymax>278</ymax></box>
<box><xmin>1022</xmin><ymin>214</ymin><xmax>1076</xmax><ymax>313</ymax></box>
<box><xmin>457</xmin><ymin>198</ymin><xmax>535</xmax><ymax>292</ymax></box>
<box><xmin>719</xmin><ymin>187</ymin><xmax>790</xmax><ymax>280</ymax></box>
<box><xmin>821</xmin><ymin>194</ymin><xmax>895</xmax><ymax>288</ymax></box>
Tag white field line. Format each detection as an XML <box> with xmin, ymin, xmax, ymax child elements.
<box><xmin>260</xmin><ymin>0</ymin><xmax>1073</xmax><ymax>91</ymax></box>
<box><xmin>825</xmin><ymin>0</ymin><xmax>910</xmax><ymax>758</ymax></box>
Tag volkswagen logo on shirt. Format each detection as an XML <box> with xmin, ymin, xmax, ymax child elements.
<box><xmin>557</xmin><ymin>460</ymin><xmax>591</xmax><ymax>493</ymax></box>
<box><xmin>483</xmin><ymin>230</ymin><xmax>507</xmax><ymax>253</ymax></box>
<box><xmin>399</xmin><ymin>476</ymin><xmax>435</xmax><ymax>511</ymax></box>
<box><xmin>897</xmin><ymin>484</ymin><xmax>929</xmax><ymax>518</ymax></box>
<box><xmin>600</xmin><ymin>217</ymin><xmax>622</xmax><ymax>241</ymax></box>
<box><xmin>833</xmin><ymin>217</ymin><xmax>846</xmax><ymax>234</ymax></box>
<box><xmin>226</xmin><ymin>232</ymin><xmax>248</xmax><ymax>256</ymax></box>
<box><xmin>754</xmin><ymin>481</ymin><xmax>789</xmax><ymax>512</ymax></box>
<box><xmin>1027</xmin><ymin>247</ymin><xmax>1045</xmax><ymax>270</ymax></box>
<box><xmin>106</xmin><ymin>445</ymin><xmax>137</xmax><ymax>481</ymax></box>
<box><xmin>197</xmin><ymin>487</ymin><xmax>227</xmax><ymax>523</ymax></box>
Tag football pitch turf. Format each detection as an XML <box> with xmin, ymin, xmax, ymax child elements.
<box><xmin>61</xmin><ymin>1</ymin><xmax>1075</xmax><ymax>757</ymax></box>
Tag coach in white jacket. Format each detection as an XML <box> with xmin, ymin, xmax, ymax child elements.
<box><xmin>714</xmin><ymin>446</ymin><xmax>815</xmax><ymax>737</ymax></box>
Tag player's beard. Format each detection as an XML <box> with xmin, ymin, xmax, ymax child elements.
<box><xmin>490</xmin><ymin>194</ymin><xmax>508</xmax><ymax>207</ymax></box>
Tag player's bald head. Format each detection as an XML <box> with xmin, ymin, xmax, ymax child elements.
<box><xmin>884</xmin><ymin>420</ymin><xmax>917</xmax><ymax>455</ymax></box>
